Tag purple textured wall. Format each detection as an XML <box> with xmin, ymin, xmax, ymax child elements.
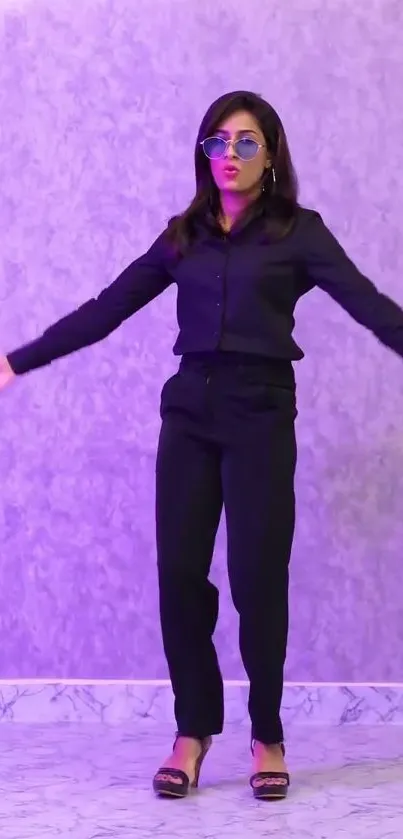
<box><xmin>1</xmin><ymin>0</ymin><xmax>403</xmax><ymax>680</ymax></box>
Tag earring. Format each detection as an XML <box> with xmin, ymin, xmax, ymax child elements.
<box><xmin>272</xmin><ymin>167</ymin><xmax>276</xmax><ymax>185</ymax></box>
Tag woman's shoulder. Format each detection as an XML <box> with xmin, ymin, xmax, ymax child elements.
<box><xmin>290</xmin><ymin>205</ymin><xmax>325</xmax><ymax>239</ymax></box>
<box><xmin>295</xmin><ymin>205</ymin><xmax>322</xmax><ymax>223</ymax></box>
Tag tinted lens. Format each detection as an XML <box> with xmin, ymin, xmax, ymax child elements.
<box><xmin>234</xmin><ymin>138</ymin><xmax>260</xmax><ymax>160</ymax></box>
<box><xmin>202</xmin><ymin>137</ymin><xmax>227</xmax><ymax>159</ymax></box>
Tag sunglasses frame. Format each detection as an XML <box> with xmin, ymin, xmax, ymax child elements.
<box><xmin>200</xmin><ymin>136</ymin><xmax>265</xmax><ymax>161</ymax></box>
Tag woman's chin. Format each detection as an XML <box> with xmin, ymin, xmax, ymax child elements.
<box><xmin>219</xmin><ymin>180</ymin><xmax>244</xmax><ymax>193</ymax></box>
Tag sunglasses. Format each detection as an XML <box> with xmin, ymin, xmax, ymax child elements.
<box><xmin>200</xmin><ymin>136</ymin><xmax>265</xmax><ymax>162</ymax></box>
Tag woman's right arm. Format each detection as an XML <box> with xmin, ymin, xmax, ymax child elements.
<box><xmin>2</xmin><ymin>231</ymin><xmax>174</xmax><ymax>382</ymax></box>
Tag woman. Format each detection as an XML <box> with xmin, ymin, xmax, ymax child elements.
<box><xmin>1</xmin><ymin>90</ymin><xmax>403</xmax><ymax>802</ymax></box>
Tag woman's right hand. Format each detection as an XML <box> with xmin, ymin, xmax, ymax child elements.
<box><xmin>0</xmin><ymin>356</ymin><xmax>16</xmax><ymax>390</ymax></box>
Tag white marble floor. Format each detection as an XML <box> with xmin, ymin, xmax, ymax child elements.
<box><xmin>0</xmin><ymin>722</ymin><xmax>402</xmax><ymax>838</ymax></box>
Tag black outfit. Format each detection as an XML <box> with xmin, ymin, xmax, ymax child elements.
<box><xmin>157</xmin><ymin>352</ymin><xmax>296</xmax><ymax>743</ymax></box>
<box><xmin>7</xmin><ymin>207</ymin><xmax>403</xmax><ymax>745</ymax></box>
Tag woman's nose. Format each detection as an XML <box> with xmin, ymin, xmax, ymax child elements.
<box><xmin>224</xmin><ymin>139</ymin><xmax>237</xmax><ymax>158</ymax></box>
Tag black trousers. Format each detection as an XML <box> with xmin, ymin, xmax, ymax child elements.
<box><xmin>155</xmin><ymin>352</ymin><xmax>297</xmax><ymax>745</ymax></box>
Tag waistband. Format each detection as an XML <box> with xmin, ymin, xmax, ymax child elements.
<box><xmin>180</xmin><ymin>351</ymin><xmax>295</xmax><ymax>386</ymax></box>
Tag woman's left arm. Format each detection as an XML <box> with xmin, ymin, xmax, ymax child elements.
<box><xmin>300</xmin><ymin>210</ymin><xmax>403</xmax><ymax>357</ymax></box>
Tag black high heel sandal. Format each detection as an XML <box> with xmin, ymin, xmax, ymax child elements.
<box><xmin>153</xmin><ymin>734</ymin><xmax>212</xmax><ymax>798</ymax></box>
<box><xmin>250</xmin><ymin>740</ymin><xmax>290</xmax><ymax>800</ymax></box>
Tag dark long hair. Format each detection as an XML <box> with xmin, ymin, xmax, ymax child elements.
<box><xmin>166</xmin><ymin>91</ymin><xmax>299</xmax><ymax>253</ymax></box>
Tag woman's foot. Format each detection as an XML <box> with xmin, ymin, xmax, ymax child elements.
<box><xmin>161</xmin><ymin>737</ymin><xmax>206</xmax><ymax>785</ymax></box>
<box><xmin>252</xmin><ymin>741</ymin><xmax>287</xmax><ymax>774</ymax></box>
<box><xmin>153</xmin><ymin>736</ymin><xmax>212</xmax><ymax>798</ymax></box>
<box><xmin>250</xmin><ymin>741</ymin><xmax>290</xmax><ymax>800</ymax></box>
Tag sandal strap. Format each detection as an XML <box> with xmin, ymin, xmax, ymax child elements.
<box><xmin>250</xmin><ymin>771</ymin><xmax>289</xmax><ymax>786</ymax></box>
<box><xmin>154</xmin><ymin>768</ymin><xmax>189</xmax><ymax>784</ymax></box>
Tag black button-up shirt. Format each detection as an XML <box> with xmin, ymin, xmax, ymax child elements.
<box><xmin>7</xmin><ymin>206</ymin><xmax>403</xmax><ymax>374</ymax></box>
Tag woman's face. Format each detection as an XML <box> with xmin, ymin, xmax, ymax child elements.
<box><xmin>208</xmin><ymin>110</ymin><xmax>270</xmax><ymax>196</ymax></box>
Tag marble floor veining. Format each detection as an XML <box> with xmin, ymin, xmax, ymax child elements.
<box><xmin>0</xmin><ymin>722</ymin><xmax>402</xmax><ymax>838</ymax></box>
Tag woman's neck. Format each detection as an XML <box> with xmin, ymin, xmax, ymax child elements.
<box><xmin>219</xmin><ymin>189</ymin><xmax>258</xmax><ymax>231</ymax></box>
